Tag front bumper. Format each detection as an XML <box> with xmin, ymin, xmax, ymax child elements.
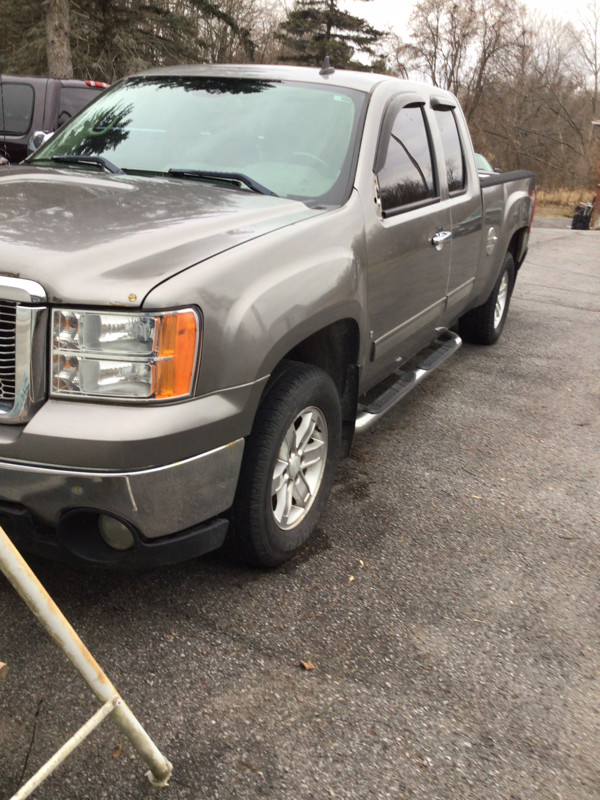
<box><xmin>0</xmin><ymin>439</ymin><xmax>244</xmax><ymax>566</ymax></box>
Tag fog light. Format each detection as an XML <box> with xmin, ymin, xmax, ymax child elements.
<box><xmin>98</xmin><ymin>515</ymin><xmax>135</xmax><ymax>551</ymax></box>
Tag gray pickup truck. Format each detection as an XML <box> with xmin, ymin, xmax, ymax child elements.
<box><xmin>0</xmin><ymin>64</ymin><xmax>535</xmax><ymax>568</ymax></box>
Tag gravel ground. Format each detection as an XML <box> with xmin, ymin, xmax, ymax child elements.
<box><xmin>1</xmin><ymin>220</ymin><xmax>599</xmax><ymax>800</ymax></box>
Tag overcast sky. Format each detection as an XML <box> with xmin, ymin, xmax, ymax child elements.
<box><xmin>340</xmin><ymin>0</ymin><xmax>573</xmax><ymax>35</ymax></box>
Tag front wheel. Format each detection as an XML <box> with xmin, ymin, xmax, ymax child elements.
<box><xmin>229</xmin><ymin>361</ymin><xmax>342</xmax><ymax>567</ymax></box>
<box><xmin>459</xmin><ymin>251</ymin><xmax>515</xmax><ymax>345</ymax></box>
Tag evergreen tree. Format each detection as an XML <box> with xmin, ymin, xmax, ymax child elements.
<box><xmin>277</xmin><ymin>0</ymin><xmax>383</xmax><ymax>69</ymax></box>
<box><xmin>0</xmin><ymin>0</ymin><xmax>48</xmax><ymax>75</ymax></box>
<box><xmin>0</xmin><ymin>0</ymin><xmax>254</xmax><ymax>82</ymax></box>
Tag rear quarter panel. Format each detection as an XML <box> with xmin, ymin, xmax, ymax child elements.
<box><xmin>471</xmin><ymin>171</ymin><xmax>535</xmax><ymax>306</ymax></box>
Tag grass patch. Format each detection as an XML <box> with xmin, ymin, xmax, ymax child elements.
<box><xmin>536</xmin><ymin>187</ymin><xmax>594</xmax><ymax>218</ymax></box>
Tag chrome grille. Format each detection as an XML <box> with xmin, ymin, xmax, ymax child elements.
<box><xmin>0</xmin><ymin>278</ymin><xmax>47</xmax><ymax>423</ymax></box>
<box><xmin>0</xmin><ymin>300</ymin><xmax>17</xmax><ymax>401</ymax></box>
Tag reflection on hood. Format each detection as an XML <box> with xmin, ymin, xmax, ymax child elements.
<box><xmin>0</xmin><ymin>167</ymin><xmax>323</xmax><ymax>306</ymax></box>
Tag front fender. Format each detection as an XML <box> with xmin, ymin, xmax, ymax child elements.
<box><xmin>144</xmin><ymin>195</ymin><xmax>369</xmax><ymax>393</ymax></box>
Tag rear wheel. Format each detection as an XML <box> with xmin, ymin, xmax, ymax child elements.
<box><xmin>459</xmin><ymin>251</ymin><xmax>515</xmax><ymax>345</ymax></box>
<box><xmin>230</xmin><ymin>361</ymin><xmax>341</xmax><ymax>567</ymax></box>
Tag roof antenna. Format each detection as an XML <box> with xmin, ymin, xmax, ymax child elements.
<box><xmin>319</xmin><ymin>55</ymin><xmax>335</xmax><ymax>76</ymax></box>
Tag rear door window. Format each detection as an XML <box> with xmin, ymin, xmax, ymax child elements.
<box><xmin>377</xmin><ymin>104</ymin><xmax>437</xmax><ymax>214</ymax></box>
<box><xmin>58</xmin><ymin>86</ymin><xmax>102</xmax><ymax>126</ymax></box>
<box><xmin>434</xmin><ymin>108</ymin><xmax>466</xmax><ymax>194</ymax></box>
<box><xmin>0</xmin><ymin>83</ymin><xmax>35</xmax><ymax>135</ymax></box>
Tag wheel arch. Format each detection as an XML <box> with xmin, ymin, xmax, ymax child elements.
<box><xmin>260</xmin><ymin>317</ymin><xmax>361</xmax><ymax>456</ymax></box>
<box><xmin>507</xmin><ymin>226</ymin><xmax>529</xmax><ymax>272</ymax></box>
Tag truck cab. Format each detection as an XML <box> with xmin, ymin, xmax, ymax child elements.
<box><xmin>0</xmin><ymin>75</ymin><xmax>108</xmax><ymax>163</ymax></box>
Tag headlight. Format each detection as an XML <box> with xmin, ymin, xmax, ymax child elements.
<box><xmin>51</xmin><ymin>308</ymin><xmax>201</xmax><ymax>401</ymax></box>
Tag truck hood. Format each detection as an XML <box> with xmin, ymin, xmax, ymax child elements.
<box><xmin>0</xmin><ymin>166</ymin><xmax>323</xmax><ymax>306</ymax></box>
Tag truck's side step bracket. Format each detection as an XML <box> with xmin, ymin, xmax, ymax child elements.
<box><xmin>354</xmin><ymin>330</ymin><xmax>462</xmax><ymax>434</ymax></box>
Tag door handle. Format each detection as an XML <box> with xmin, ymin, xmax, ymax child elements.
<box><xmin>430</xmin><ymin>230</ymin><xmax>452</xmax><ymax>251</ymax></box>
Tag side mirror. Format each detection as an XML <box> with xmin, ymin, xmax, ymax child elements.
<box><xmin>28</xmin><ymin>130</ymin><xmax>54</xmax><ymax>155</ymax></box>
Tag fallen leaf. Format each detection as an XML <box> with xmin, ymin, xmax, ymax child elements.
<box><xmin>113</xmin><ymin>740</ymin><xmax>123</xmax><ymax>759</ymax></box>
<box><xmin>300</xmin><ymin>660</ymin><xmax>315</xmax><ymax>671</ymax></box>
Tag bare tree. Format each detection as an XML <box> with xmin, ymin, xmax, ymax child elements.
<box><xmin>460</xmin><ymin>0</ymin><xmax>524</xmax><ymax>122</ymax></box>
<box><xmin>575</xmin><ymin>0</ymin><xmax>600</xmax><ymax>120</ymax></box>
<box><xmin>194</xmin><ymin>0</ymin><xmax>279</xmax><ymax>63</ymax></box>
<box><xmin>408</xmin><ymin>0</ymin><xmax>524</xmax><ymax>119</ymax></box>
<box><xmin>408</xmin><ymin>0</ymin><xmax>477</xmax><ymax>94</ymax></box>
<box><xmin>376</xmin><ymin>30</ymin><xmax>411</xmax><ymax>78</ymax></box>
<box><xmin>470</xmin><ymin>13</ymin><xmax>597</xmax><ymax>188</ymax></box>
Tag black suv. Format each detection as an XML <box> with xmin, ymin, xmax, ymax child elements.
<box><xmin>0</xmin><ymin>75</ymin><xmax>108</xmax><ymax>163</ymax></box>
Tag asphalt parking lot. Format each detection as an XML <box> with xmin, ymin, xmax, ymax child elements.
<box><xmin>1</xmin><ymin>218</ymin><xmax>599</xmax><ymax>800</ymax></box>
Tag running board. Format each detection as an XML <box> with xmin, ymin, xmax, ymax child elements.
<box><xmin>355</xmin><ymin>330</ymin><xmax>462</xmax><ymax>434</ymax></box>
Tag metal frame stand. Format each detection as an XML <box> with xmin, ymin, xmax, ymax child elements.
<box><xmin>0</xmin><ymin>526</ymin><xmax>173</xmax><ymax>798</ymax></box>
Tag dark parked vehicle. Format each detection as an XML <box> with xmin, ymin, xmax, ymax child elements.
<box><xmin>0</xmin><ymin>75</ymin><xmax>108</xmax><ymax>162</ymax></box>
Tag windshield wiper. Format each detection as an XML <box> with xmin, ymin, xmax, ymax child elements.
<box><xmin>167</xmin><ymin>168</ymin><xmax>277</xmax><ymax>197</ymax></box>
<box><xmin>50</xmin><ymin>155</ymin><xmax>125</xmax><ymax>175</ymax></box>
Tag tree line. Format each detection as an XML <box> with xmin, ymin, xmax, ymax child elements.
<box><xmin>0</xmin><ymin>0</ymin><xmax>598</xmax><ymax>191</ymax></box>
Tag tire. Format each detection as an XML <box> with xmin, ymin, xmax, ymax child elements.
<box><xmin>229</xmin><ymin>361</ymin><xmax>342</xmax><ymax>567</ymax></box>
<box><xmin>459</xmin><ymin>251</ymin><xmax>515</xmax><ymax>345</ymax></box>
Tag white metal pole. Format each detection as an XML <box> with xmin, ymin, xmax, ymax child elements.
<box><xmin>0</xmin><ymin>526</ymin><xmax>172</xmax><ymax>788</ymax></box>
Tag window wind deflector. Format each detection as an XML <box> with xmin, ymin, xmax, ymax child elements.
<box><xmin>50</xmin><ymin>154</ymin><xmax>125</xmax><ymax>174</ymax></box>
<box><xmin>430</xmin><ymin>95</ymin><xmax>456</xmax><ymax>111</ymax></box>
<box><xmin>167</xmin><ymin>169</ymin><xmax>278</xmax><ymax>197</ymax></box>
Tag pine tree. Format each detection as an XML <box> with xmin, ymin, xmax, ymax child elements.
<box><xmin>277</xmin><ymin>0</ymin><xmax>383</xmax><ymax>69</ymax></box>
<box><xmin>0</xmin><ymin>0</ymin><xmax>255</xmax><ymax>82</ymax></box>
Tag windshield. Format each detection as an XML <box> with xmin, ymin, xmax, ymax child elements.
<box><xmin>31</xmin><ymin>76</ymin><xmax>366</xmax><ymax>205</ymax></box>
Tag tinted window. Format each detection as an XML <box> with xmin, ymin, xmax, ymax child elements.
<box><xmin>0</xmin><ymin>83</ymin><xmax>35</xmax><ymax>135</ymax></box>
<box><xmin>58</xmin><ymin>87</ymin><xmax>103</xmax><ymax>126</ymax></box>
<box><xmin>378</xmin><ymin>105</ymin><xmax>436</xmax><ymax>213</ymax></box>
<box><xmin>434</xmin><ymin>108</ymin><xmax>465</xmax><ymax>193</ymax></box>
